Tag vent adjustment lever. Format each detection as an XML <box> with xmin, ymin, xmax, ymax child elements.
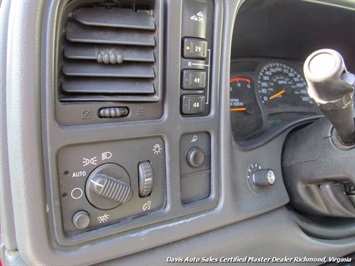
<box><xmin>98</xmin><ymin>107</ymin><xmax>129</xmax><ymax>118</ymax></box>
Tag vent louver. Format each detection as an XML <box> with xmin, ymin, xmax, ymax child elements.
<box><xmin>60</xmin><ymin>2</ymin><xmax>159</xmax><ymax>101</ymax></box>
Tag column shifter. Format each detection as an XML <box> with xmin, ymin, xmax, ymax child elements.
<box><xmin>282</xmin><ymin>49</ymin><xmax>355</xmax><ymax>218</ymax></box>
<box><xmin>304</xmin><ymin>49</ymin><xmax>355</xmax><ymax>145</ymax></box>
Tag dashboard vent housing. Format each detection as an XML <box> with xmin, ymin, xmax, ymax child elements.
<box><xmin>59</xmin><ymin>1</ymin><xmax>160</xmax><ymax>102</ymax></box>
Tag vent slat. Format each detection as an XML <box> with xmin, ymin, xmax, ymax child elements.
<box><xmin>66</xmin><ymin>22</ymin><xmax>155</xmax><ymax>46</ymax></box>
<box><xmin>74</xmin><ymin>7</ymin><xmax>155</xmax><ymax>30</ymax></box>
<box><xmin>63</xmin><ymin>61</ymin><xmax>155</xmax><ymax>78</ymax></box>
<box><xmin>62</xmin><ymin>78</ymin><xmax>155</xmax><ymax>94</ymax></box>
<box><xmin>64</xmin><ymin>43</ymin><xmax>155</xmax><ymax>62</ymax></box>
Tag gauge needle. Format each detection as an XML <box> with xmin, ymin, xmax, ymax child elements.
<box><xmin>230</xmin><ymin>107</ymin><xmax>247</xmax><ymax>112</ymax></box>
<box><xmin>269</xmin><ymin>89</ymin><xmax>286</xmax><ymax>100</ymax></box>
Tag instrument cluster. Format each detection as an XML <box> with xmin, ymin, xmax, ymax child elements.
<box><xmin>230</xmin><ymin>59</ymin><xmax>321</xmax><ymax>141</ymax></box>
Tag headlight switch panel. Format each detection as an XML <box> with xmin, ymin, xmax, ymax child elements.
<box><xmin>57</xmin><ymin>137</ymin><xmax>166</xmax><ymax>235</ymax></box>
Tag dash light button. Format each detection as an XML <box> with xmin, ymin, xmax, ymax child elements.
<box><xmin>138</xmin><ymin>161</ymin><xmax>153</xmax><ymax>197</ymax></box>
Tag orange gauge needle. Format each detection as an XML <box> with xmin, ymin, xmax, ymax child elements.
<box><xmin>230</xmin><ymin>107</ymin><xmax>247</xmax><ymax>112</ymax></box>
<box><xmin>269</xmin><ymin>89</ymin><xmax>286</xmax><ymax>100</ymax></box>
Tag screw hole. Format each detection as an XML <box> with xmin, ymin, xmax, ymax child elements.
<box><xmin>63</xmin><ymin>171</ymin><xmax>69</xmax><ymax>176</ymax></box>
<box><xmin>62</xmin><ymin>193</ymin><xmax>68</xmax><ymax>198</ymax></box>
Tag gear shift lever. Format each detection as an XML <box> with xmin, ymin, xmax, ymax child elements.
<box><xmin>304</xmin><ymin>49</ymin><xmax>355</xmax><ymax>145</ymax></box>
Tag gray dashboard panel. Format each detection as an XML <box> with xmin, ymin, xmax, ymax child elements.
<box><xmin>1</xmin><ymin>0</ymin><xmax>355</xmax><ymax>265</ymax></box>
<box><xmin>0</xmin><ymin>0</ymin><xmax>17</xmax><ymax>252</ymax></box>
<box><xmin>106</xmin><ymin>207</ymin><xmax>355</xmax><ymax>266</ymax></box>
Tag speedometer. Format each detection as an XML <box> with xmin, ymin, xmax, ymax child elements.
<box><xmin>257</xmin><ymin>63</ymin><xmax>313</xmax><ymax>109</ymax></box>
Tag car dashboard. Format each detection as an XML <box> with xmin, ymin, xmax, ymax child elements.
<box><xmin>1</xmin><ymin>0</ymin><xmax>355</xmax><ymax>265</ymax></box>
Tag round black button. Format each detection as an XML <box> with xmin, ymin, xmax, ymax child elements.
<box><xmin>186</xmin><ymin>147</ymin><xmax>205</xmax><ymax>168</ymax></box>
<box><xmin>72</xmin><ymin>211</ymin><xmax>90</xmax><ymax>230</ymax></box>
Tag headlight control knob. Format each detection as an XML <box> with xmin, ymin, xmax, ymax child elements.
<box><xmin>86</xmin><ymin>163</ymin><xmax>132</xmax><ymax>210</ymax></box>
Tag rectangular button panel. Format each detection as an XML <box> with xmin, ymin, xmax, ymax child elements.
<box><xmin>181</xmin><ymin>95</ymin><xmax>206</xmax><ymax>114</ymax></box>
<box><xmin>57</xmin><ymin>137</ymin><xmax>166</xmax><ymax>235</ymax></box>
<box><xmin>182</xmin><ymin>0</ymin><xmax>208</xmax><ymax>38</ymax></box>
<box><xmin>180</xmin><ymin>132</ymin><xmax>211</xmax><ymax>204</ymax></box>
<box><xmin>183</xmin><ymin>38</ymin><xmax>208</xmax><ymax>59</ymax></box>
<box><xmin>182</xmin><ymin>70</ymin><xmax>207</xmax><ymax>89</ymax></box>
<box><xmin>180</xmin><ymin>0</ymin><xmax>213</xmax><ymax>117</ymax></box>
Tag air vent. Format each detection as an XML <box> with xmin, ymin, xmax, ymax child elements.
<box><xmin>59</xmin><ymin>1</ymin><xmax>160</xmax><ymax>101</ymax></box>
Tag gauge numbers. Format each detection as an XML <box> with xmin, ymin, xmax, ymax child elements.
<box><xmin>230</xmin><ymin>77</ymin><xmax>262</xmax><ymax>139</ymax></box>
<box><xmin>258</xmin><ymin>63</ymin><xmax>313</xmax><ymax>109</ymax></box>
<box><xmin>230</xmin><ymin>77</ymin><xmax>252</xmax><ymax>112</ymax></box>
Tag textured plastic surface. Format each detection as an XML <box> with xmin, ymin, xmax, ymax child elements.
<box><xmin>62</xmin><ymin>5</ymin><xmax>156</xmax><ymax>97</ymax></box>
<box><xmin>62</xmin><ymin>77</ymin><xmax>155</xmax><ymax>94</ymax></box>
<box><xmin>98</xmin><ymin>107</ymin><xmax>129</xmax><ymax>118</ymax></box>
<box><xmin>63</xmin><ymin>61</ymin><xmax>155</xmax><ymax>78</ymax></box>
<box><xmin>182</xmin><ymin>38</ymin><xmax>208</xmax><ymax>59</ymax></box>
<box><xmin>0</xmin><ymin>0</ymin><xmax>18</xmax><ymax>251</ymax></box>
<box><xmin>74</xmin><ymin>7</ymin><xmax>155</xmax><ymax>30</ymax></box>
<box><xmin>180</xmin><ymin>132</ymin><xmax>211</xmax><ymax>176</ymax></box>
<box><xmin>86</xmin><ymin>164</ymin><xmax>133</xmax><ymax>210</ymax></box>
<box><xmin>182</xmin><ymin>70</ymin><xmax>207</xmax><ymax>89</ymax></box>
<box><xmin>181</xmin><ymin>0</ymin><xmax>208</xmax><ymax>39</ymax></box>
<box><xmin>66</xmin><ymin>22</ymin><xmax>155</xmax><ymax>46</ymax></box>
<box><xmin>138</xmin><ymin>161</ymin><xmax>154</xmax><ymax>197</ymax></box>
<box><xmin>107</xmin><ymin>208</ymin><xmax>355</xmax><ymax>266</ymax></box>
<box><xmin>64</xmin><ymin>43</ymin><xmax>155</xmax><ymax>62</ymax></box>
<box><xmin>181</xmin><ymin>95</ymin><xmax>206</xmax><ymax>114</ymax></box>
<box><xmin>180</xmin><ymin>0</ymin><xmax>214</xmax><ymax>117</ymax></box>
<box><xmin>58</xmin><ymin>137</ymin><xmax>166</xmax><ymax>235</ymax></box>
<box><xmin>3</xmin><ymin>0</ymin><xmax>355</xmax><ymax>265</ymax></box>
<box><xmin>283</xmin><ymin>117</ymin><xmax>355</xmax><ymax>217</ymax></box>
<box><xmin>63</xmin><ymin>7</ymin><xmax>156</xmax><ymax>96</ymax></box>
<box><xmin>57</xmin><ymin>0</ymin><xmax>163</xmax><ymax>125</ymax></box>
<box><xmin>180</xmin><ymin>132</ymin><xmax>211</xmax><ymax>203</ymax></box>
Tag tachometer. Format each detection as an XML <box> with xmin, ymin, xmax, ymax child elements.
<box><xmin>257</xmin><ymin>63</ymin><xmax>313</xmax><ymax>109</ymax></box>
<box><xmin>230</xmin><ymin>77</ymin><xmax>262</xmax><ymax>139</ymax></box>
<box><xmin>230</xmin><ymin>77</ymin><xmax>253</xmax><ymax>112</ymax></box>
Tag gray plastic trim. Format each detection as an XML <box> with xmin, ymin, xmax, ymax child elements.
<box><xmin>3</xmin><ymin>0</ymin><xmax>355</xmax><ymax>265</ymax></box>
<box><xmin>0</xmin><ymin>0</ymin><xmax>18</xmax><ymax>251</ymax></box>
<box><xmin>108</xmin><ymin>207</ymin><xmax>355</xmax><ymax>266</ymax></box>
<box><xmin>44</xmin><ymin>0</ymin><xmax>221</xmax><ymax>248</ymax></box>
<box><xmin>6</xmin><ymin>1</ymin><xmax>48</xmax><ymax>265</ymax></box>
<box><xmin>3</xmin><ymin>249</ymin><xmax>25</xmax><ymax>266</ymax></box>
